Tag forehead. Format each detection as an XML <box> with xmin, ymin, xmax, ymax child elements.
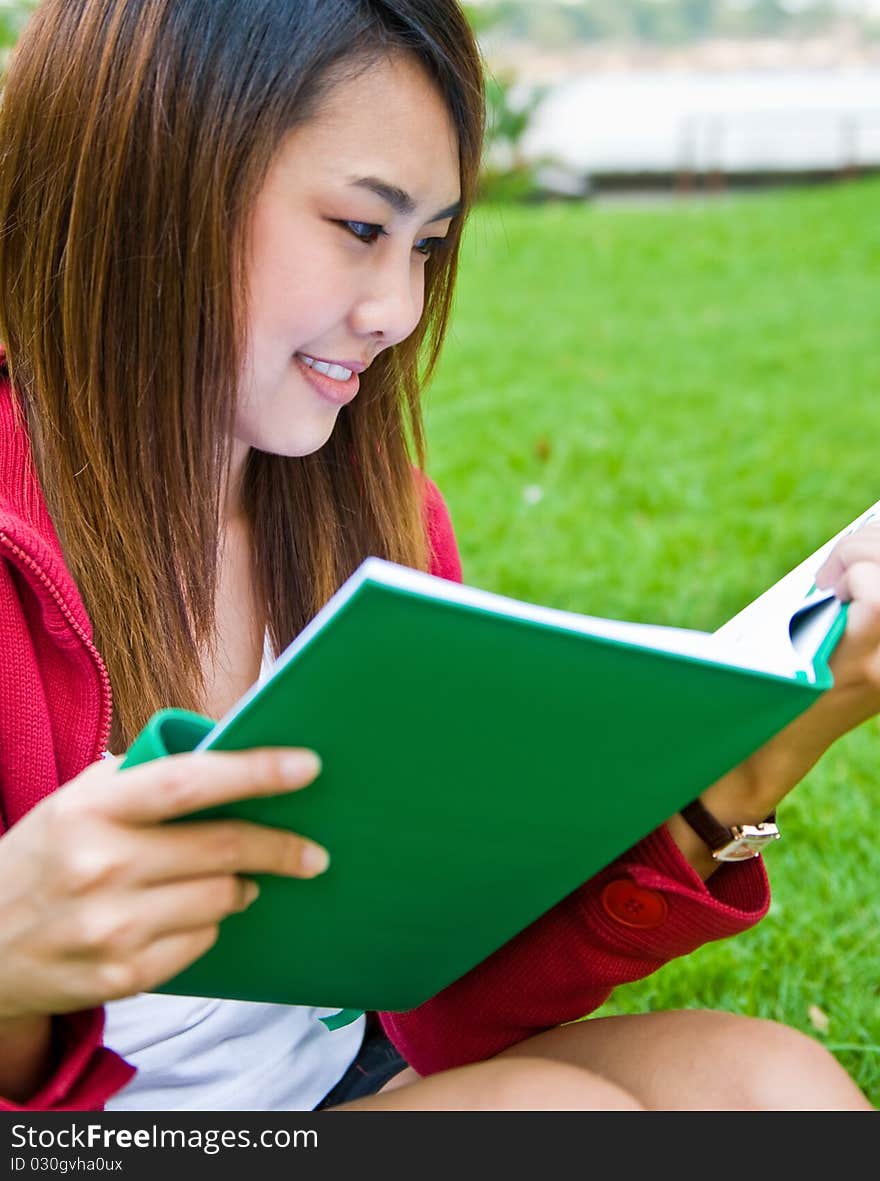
<box><xmin>273</xmin><ymin>53</ymin><xmax>461</xmax><ymax>210</ymax></box>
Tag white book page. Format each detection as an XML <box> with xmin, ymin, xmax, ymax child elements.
<box><xmin>713</xmin><ymin>498</ymin><xmax>880</xmax><ymax>675</ymax></box>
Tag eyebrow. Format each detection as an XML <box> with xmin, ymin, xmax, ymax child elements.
<box><xmin>349</xmin><ymin>176</ymin><xmax>462</xmax><ymax>223</ymax></box>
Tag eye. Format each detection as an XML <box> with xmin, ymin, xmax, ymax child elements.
<box><xmin>413</xmin><ymin>237</ymin><xmax>446</xmax><ymax>258</ymax></box>
<box><xmin>339</xmin><ymin>220</ymin><xmax>385</xmax><ymax>245</ymax></box>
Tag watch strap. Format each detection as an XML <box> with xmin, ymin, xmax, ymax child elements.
<box><xmin>680</xmin><ymin>797</ymin><xmax>779</xmax><ymax>862</ymax></box>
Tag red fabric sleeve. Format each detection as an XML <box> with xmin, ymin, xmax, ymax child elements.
<box><xmin>0</xmin><ymin>555</ymin><xmax>134</xmax><ymax>1110</ymax></box>
<box><xmin>380</xmin><ymin>827</ymin><xmax>769</xmax><ymax>1075</ymax></box>
<box><xmin>0</xmin><ymin>1009</ymin><xmax>134</xmax><ymax>1112</ymax></box>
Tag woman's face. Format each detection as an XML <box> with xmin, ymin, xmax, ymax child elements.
<box><xmin>235</xmin><ymin>52</ymin><xmax>461</xmax><ymax>464</ymax></box>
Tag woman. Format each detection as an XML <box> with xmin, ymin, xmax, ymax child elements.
<box><xmin>0</xmin><ymin>0</ymin><xmax>874</xmax><ymax>1111</ymax></box>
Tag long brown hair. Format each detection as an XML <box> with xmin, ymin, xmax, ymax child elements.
<box><xmin>0</xmin><ymin>0</ymin><xmax>485</xmax><ymax>747</ymax></box>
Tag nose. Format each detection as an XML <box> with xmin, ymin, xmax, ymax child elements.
<box><xmin>350</xmin><ymin>253</ymin><xmax>425</xmax><ymax>347</ymax></box>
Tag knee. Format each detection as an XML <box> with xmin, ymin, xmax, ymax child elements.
<box><xmin>715</xmin><ymin>1017</ymin><xmax>871</xmax><ymax>1111</ymax></box>
<box><xmin>485</xmin><ymin>1056</ymin><xmax>644</xmax><ymax>1112</ymax></box>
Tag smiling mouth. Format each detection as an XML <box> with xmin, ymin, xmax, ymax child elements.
<box><xmin>294</xmin><ymin>353</ymin><xmax>361</xmax><ymax>407</ymax></box>
<box><xmin>297</xmin><ymin>354</ymin><xmax>354</xmax><ymax>382</ymax></box>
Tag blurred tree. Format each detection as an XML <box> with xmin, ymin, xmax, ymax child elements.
<box><xmin>461</xmin><ymin>0</ymin><xmax>868</xmax><ymax>45</ymax></box>
<box><xmin>0</xmin><ymin>0</ymin><xmax>37</xmax><ymax>51</ymax></box>
<box><xmin>484</xmin><ymin>74</ymin><xmax>547</xmax><ymax>168</ymax></box>
<box><xmin>461</xmin><ymin>1</ymin><xmax>505</xmax><ymax>36</ymax></box>
<box><xmin>464</xmin><ymin>2</ymin><xmax>551</xmax><ymax>200</ymax></box>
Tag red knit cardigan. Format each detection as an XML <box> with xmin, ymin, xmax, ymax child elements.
<box><xmin>0</xmin><ymin>364</ymin><xmax>770</xmax><ymax>1110</ymax></box>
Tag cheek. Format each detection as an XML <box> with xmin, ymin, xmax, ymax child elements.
<box><xmin>411</xmin><ymin>266</ymin><xmax>428</xmax><ymax>331</ymax></box>
<box><xmin>416</xmin><ymin>281</ymin><xmax>432</xmax><ymax>337</ymax></box>
<box><xmin>249</xmin><ymin>262</ymin><xmax>342</xmax><ymax>350</ymax></box>
<box><xmin>247</xmin><ymin>218</ymin><xmax>343</xmax><ymax>342</ymax></box>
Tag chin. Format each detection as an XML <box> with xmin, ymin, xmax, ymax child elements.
<box><xmin>255</xmin><ymin>420</ymin><xmax>339</xmax><ymax>460</ymax></box>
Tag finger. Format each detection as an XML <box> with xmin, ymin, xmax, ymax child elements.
<box><xmin>144</xmin><ymin>875</ymin><xmax>263</xmax><ymax>936</ymax></box>
<box><xmin>815</xmin><ymin>525</ymin><xmax>880</xmax><ymax>588</ymax></box>
<box><xmin>91</xmin><ymin>747</ymin><xmax>322</xmax><ymax>824</ymax></box>
<box><xmin>128</xmin><ymin>818</ymin><xmax>331</xmax><ymax>884</ymax></box>
<box><xmin>60</xmin><ymin>875</ymin><xmax>260</xmax><ymax>960</ymax></box>
<box><xmin>94</xmin><ymin>926</ymin><xmax>225</xmax><ymax>1002</ymax></box>
<box><xmin>829</xmin><ymin>559</ymin><xmax>880</xmax><ymax>610</ymax></box>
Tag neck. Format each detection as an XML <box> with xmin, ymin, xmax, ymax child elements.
<box><xmin>223</xmin><ymin>439</ymin><xmax>250</xmax><ymax>524</ymax></box>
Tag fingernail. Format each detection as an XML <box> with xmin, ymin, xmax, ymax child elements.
<box><xmin>242</xmin><ymin>880</ymin><xmax>260</xmax><ymax>907</ymax></box>
<box><xmin>302</xmin><ymin>844</ymin><xmax>330</xmax><ymax>876</ymax></box>
<box><xmin>281</xmin><ymin>751</ymin><xmax>322</xmax><ymax>781</ymax></box>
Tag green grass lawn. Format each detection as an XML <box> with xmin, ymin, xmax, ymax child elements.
<box><xmin>424</xmin><ymin>176</ymin><xmax>880</xmax><ymax>1106</ymax></box>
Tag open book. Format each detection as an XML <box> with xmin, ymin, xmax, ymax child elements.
<box><xmin>121</xmin><ymin>495</ymin><xmax>879</xmax><ymax>1013</ymax></box>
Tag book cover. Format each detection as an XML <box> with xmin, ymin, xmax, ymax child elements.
<box><xmin>119</xmin><ymin>500</ymin><xmax>880</xmax><ymax>1012</ymax></box>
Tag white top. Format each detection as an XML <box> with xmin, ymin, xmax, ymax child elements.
<box><xmin>103</xmin><ymin>638</ymin><xmax>364</xmax><ymax>1111</ymax></box>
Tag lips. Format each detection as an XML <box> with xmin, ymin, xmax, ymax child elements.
<box><xmin>294</xmin><ymin>353</ymin><xmax>360</xmax><ymax>406</ymax></box>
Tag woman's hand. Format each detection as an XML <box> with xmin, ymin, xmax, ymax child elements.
<box><xmin>0</xmin><ymin>747</ymin><xmax>326</xmax><ymax>1021</ymax></box>
<box><xmin>813</xmin><ymin>521</ymin><xmax>880</xmax><ymax>726</ymax></box>
<box><xmin>671</xmin><ymin>522</ymin><xmax>880</xmax><ymax>877</ymax></box>
<box><xmin>747</xmin><ymin>521</ymin><xmax>880</xmax><ymax>800</ymax></box>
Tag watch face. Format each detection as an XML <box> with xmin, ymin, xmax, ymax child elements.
<box><xmin>714</xmin><ymin>825</ymin><xmax>781</xmax><ymax>862</ymax></box>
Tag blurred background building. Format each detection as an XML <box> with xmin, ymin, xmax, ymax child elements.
<box><xmin>468</xmin><ymin>0</ymin><xmax>880</xmax><ymax>196</ymax></box>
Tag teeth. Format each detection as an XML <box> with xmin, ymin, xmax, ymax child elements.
<box><xmin>299</xmin><ymin>354</ymin><xmax>352</xmax><ymax>382</ymax></box>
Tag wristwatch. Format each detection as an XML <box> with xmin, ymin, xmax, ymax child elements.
<box><xmin>680</xmin><ymin>797</ymin><xmax>780</xmax><ymax>862</ymax></box>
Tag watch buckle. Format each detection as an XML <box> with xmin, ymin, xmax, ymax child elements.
<box><xmin>712</xmin><ymin>821</ymin><xmax>781</xmax><ymax>862</ymax></box>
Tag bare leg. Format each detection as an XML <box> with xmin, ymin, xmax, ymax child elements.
<box><xmin>330</xmin><ymin>1056</ymin><xmax>644</xmax><ymax>1111</ymax></box>
<box><xmin>331</xmin><ymin>1009</ymin><xmax>871</xmax><ymax>1111</ymax></box>
<box><xmin>496</xmin><ymin>1009</ymin><xmax>874</xmax><ymax>1111</ymax></box>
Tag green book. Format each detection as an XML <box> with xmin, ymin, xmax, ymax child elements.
<box><xmin>121</xmin><ymin>497</ymin><xmax>879</xmax><ymax>1015</ymax></box>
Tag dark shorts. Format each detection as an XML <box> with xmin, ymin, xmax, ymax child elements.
<box><xmin>314</xmin><ymin>1013</ymin><xmax>408</xmax><ymax>1110</ymax></box>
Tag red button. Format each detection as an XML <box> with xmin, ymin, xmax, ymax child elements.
<box><xmin>600</xmin><ymin>880</ymin><xmax>668</xmax><ymax>929</ymax></box>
